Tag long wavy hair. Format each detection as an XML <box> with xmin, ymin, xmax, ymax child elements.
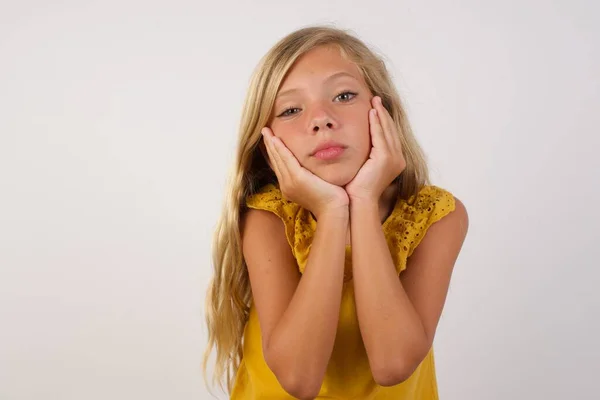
<box><xmin>202</xmin><ymin>24</ymin><xmax>431</xmax><ymax>395</ymax></box>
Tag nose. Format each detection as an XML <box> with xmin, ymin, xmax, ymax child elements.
<box><xmin>309</xmin><ymin>104</ymin><xmax>337</xmax><ymax>133</ymax></box>
<box><xmin>312</xmin><ymin>120</ymin><xmax>333</xmax><ymax>133</ymax></box>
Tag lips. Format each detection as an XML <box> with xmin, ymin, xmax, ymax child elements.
<box><xmin>310</xmin><ymin>140</ymin><xmax>347</xmax><ymax>156</ymax></box>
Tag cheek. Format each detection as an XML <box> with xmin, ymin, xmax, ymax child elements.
<box><xmin>346</xmin><ymin>111</ymin><xmax>371</xmax><ymax>150</ymax></box>
<box><xmin>342</xmin><ymin>104</ymin><xmax>370</xmax><ymax>129</ymax></box>
<box><xmin>271</xmin><ymin>126</ymin><xmax>305</xmax><ymax>159</ymax></box>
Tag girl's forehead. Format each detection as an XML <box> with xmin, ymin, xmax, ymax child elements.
<box><xmin>277</xmin><ymin>56</ymin><xmax>365</xmax><ymax>97</ymax></box>
<box><xmin>277</xmin><ymin>71</ymin><xmax>361</xmax><ymax>97</ymax></box>
<box><xmin>283</xmin><ymin>46</ymin><xmax>359</xmax><ymax>80</ymax></box>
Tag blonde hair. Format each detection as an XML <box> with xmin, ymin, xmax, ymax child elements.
<box><xmin>201</xmin><ymin>24</ymin><xmax>431</xmax><ymax>395</ymax></box>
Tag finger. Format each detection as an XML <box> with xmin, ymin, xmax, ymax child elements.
<box><xmin>269</xmin><ymin>136</ymin><xmax>291</xmax><ymax>182</ymax></box>
<box><xmin>261</xmin><ymin>128</ymin><xmax>285</xmax><ymax>181</ymax></box>
<box><xmin>266</xmin><ymin>130</ymin><xmax>301</xmax><ymax>187</ymax></box>
<box><xmin>260</xmin><ymin>127</ymin><xmax>275</xmax><ymax>167</ymax></box>
<box><xmin>372</xmin><ymin>98</ymin><xmax>405</xmax><ymax>174</ymax></box>
<box><xmin>270</xmin><ymin>135</ymin><xmax>302</xmax><ymax>174</ymax></box>
<box><xmin>372</xmin><ymin>96</ymin><xmax>399</xmax><ymax>150</ymax></box>
<box><xmin>369</xmin><ymin>106</ymin><xmax>389</xmax><ymax>151</ymax></box>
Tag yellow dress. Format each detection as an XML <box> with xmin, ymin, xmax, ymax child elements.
<box><xmin>231</xmin><ymin>183</ymin><xmax>456</xmax><ymax>399</ymax></box>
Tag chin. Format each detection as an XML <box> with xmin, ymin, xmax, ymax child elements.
<box><xmin>317</xmin><ymin>168</ymin><xmax>358</xmax><ymax>187</ymax></box>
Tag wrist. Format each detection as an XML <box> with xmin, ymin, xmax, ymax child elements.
<box><xmin>349</xmin><ymin>196</ymin><xmax>379</xmax><ymax>210</ymax></box>
<box><xmin>347</xmin><ymin>188</ymin><xmax>381</xmax><ymax>205</ymax></box>
<box><xmin>349</xmin><ymin>197</ymin><xmax>380</xmax><ymax>222</ymax></box>
<box><xmin>314</xmin><ymin>205</ymin><xmax>349</xmax><ymax>222</ymax></box>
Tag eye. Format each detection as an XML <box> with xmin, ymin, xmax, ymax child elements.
<box><xmin>276</xmin><ymin>91</ymin><xmax>358</xmax><ymax>118</ymax></box>
<box><xmin>278</xmin><ymin>107</ymin><xmax>300</xmax><ymax>117</ymax></box>
<box><xmin>335</xmin><ymin>91</ymin><xmax>358</xmax><ymax>102</ymax></box>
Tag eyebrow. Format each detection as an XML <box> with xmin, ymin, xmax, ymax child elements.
<box><xmin>276</xmin><ymin>71</ymin><xmax>359</xmax><ymax>99</ymax></box>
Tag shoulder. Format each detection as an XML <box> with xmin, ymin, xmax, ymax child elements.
<box><xmin>423</xmin><ymin>193</ymin><xmax>469</xmax><ymax>245</ymax></box>
<box><xmin>242</xmin><ymin>183</ymin><xmax>288</xmax><ymax>241</ymax></box>
<box><xmin>246</xmin><ymin>183</ymin><xmax>283</xmax><ymax>207</ymax></box>
<box><xmin>392</xmin><ymin>184</ymin><xmax>463</xmax><ymax>229</ymax></box>
<box><xmin>405</xmin><ymin>193</ymin><xmax>468</xmax><ymax>274</ymax></box>
<box><xmin>408</xmin><ymin>185</ymin><xmax>469</xmax><ymax>250</ymax></box>
<box><xmin>246</xmin><ymin>183</ymin><xmax>300</xmax><ymax>220</ymax></box>
<box><xmin>241</xmin><ymin>207</ymin><xmax>289</xmax><ymax>253</ymax></box>
<box><xmin>243</xmin><ymin>183</ymin><xmax>301</xmax><ymax>256</ymax></box>
<box><xmin>241</xmin><ymin>195</ymin><xmax>299</xmax><ymax>277</ymax></box>
<box><xmin>447</xmin><ymin>195</ymin><xmax>469</xmax><ymax>231</ymax></box>
<box><xmin>411</xmin><ymin>184</ymin><xmax>468</xmax><ymax>227</ymax></box>
<box><xmin>384</xmin><ymin>185</ymin><xmax>468</xmax><ymax>271</ymax></box>
<box><xmin>420</xmin><ymin>185</ymin><xmax>468</xmax><ymax>227</ymax></box>
<box><xmin>410</xmin><ymin>185</ymin><xmax>457</xmax><ymax>220</ymax></box>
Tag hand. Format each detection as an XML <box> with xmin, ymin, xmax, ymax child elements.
<box><xmin>261</xmin><ymin>127</ymin><xmax>349</xmax><ymax>219</ymax></box>
<box><xmin>344</xmin><ymin>96</ymin><xmax>407</xmax><ymax>203</ymax></box>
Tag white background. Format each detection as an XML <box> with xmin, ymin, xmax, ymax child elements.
<box><xmin>1</xmin><ymin>0</ymin><xmax>598</xmax><ymax>399</ymax></box>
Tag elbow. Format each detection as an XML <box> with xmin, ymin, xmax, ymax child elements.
<box><xmin>372</xmin><ymin>337</ymin><xmax>431</xmax><ymax>387</ymax></box>
<box><xmin>372</xmin><ymin>362</ymin><xmax>417</xmax><ymax>387</ymax></box>
<box><xmin>371</xmin><ymin>349</ymin><xmax>426</xmax><ymax>387</ymax></box>
<box><xmin>265</xmin><ymin>350</ymin><xmax>322</xmax><ymax>399</ymax></box>
<box><xmin>278</xmin><ymin>372</ymin><xmax>321</xmax><ymax>400</ymax></box>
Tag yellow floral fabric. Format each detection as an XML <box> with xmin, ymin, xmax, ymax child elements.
<box><xmin>231</xmin><ymin>183</ymin><xmax>456</xmax><ymax>399</ymax></box>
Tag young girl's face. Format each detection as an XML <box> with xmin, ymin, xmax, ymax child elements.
<box><xmin>268</xmin><ymin>45</ymin><xmax>373</xmax><ymax>187</ymax></box>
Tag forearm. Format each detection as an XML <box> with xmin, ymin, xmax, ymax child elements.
<box><xmin>350</xmin><ymin>199</ymin><xmax>428</xmax><ymax>381</ymax></box>
<box><xmin>267</xmin><ymin>209</ymin><xmax>348</xmax><ymax>392</ymax></box>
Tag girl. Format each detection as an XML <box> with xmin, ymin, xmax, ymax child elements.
<box><xmin>202</xmin><ymin>25</ymin><xmax>469</xmax><ymax>399</ymax></box>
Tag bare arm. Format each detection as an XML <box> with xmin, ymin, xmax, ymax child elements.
<box><xmin>242</xmin><ymin>207</ymin><xmax>348</xmax><ymax>399</ymax></box>
<box><xmin>350</xmin><ymin>197</ymin><xmax>469</xmax><ymax>386</ymax></box>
